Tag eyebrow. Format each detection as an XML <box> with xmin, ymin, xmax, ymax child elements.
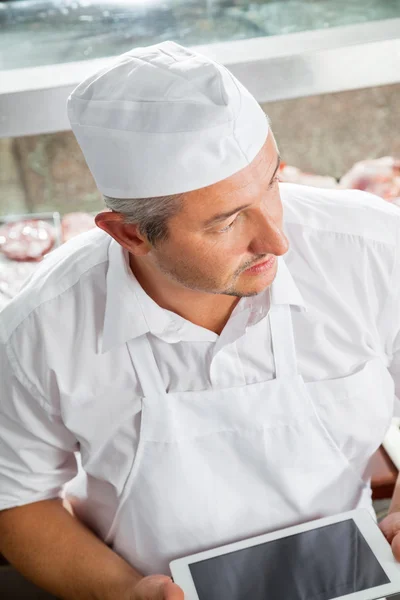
<box><xmin>202</xmin><ymin>154</ymin><xmax>281</xmax><ymax>227</ymax></box>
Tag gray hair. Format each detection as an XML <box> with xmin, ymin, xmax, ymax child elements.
<box><xmin>103</xmin><ymin>192</ymin><xmax>185</xmax><ymax>246</ymax></box>
<box><xmin>103</xmin><ymin>119</ymin><xmax>273</xmax><ymax>245</ymax></box>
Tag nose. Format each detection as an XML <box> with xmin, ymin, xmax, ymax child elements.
<box><xmin>248</xmin><ymin>211</ymin><xmax>289</xmax><ymax>257</ymax></box>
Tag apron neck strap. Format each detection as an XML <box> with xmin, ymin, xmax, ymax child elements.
<box><xmin>127</xmin><ymin>299</ymin><xmax>298</xmax><ymax>398</ymax></box>
<box><xmin>269</xmin><ymin>302</ymin><xmax>298</xmax><ymax>379</ymax></box>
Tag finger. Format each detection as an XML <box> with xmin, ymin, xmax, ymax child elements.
<box><xmin>379</xmin><ymin>519</ymin><xmax>394</xmax><ymax>543</ymax></box>
<box><xmin>392</xmin><ymin>533</ymin><xmax>400</xmax><ymax>562</ymax></box>
<box><xmin>379</xmin><ymin>513</ymin><xmax>400</xmax><ymax>544</ymax></box>
<box><xmin>163</xmin><ymin>580</ymin><xmax>185</xmax><ymax>599</ymax></box>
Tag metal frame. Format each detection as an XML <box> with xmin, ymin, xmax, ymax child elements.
<box><xmin>0</xmin><ymin>18</ymin><xmax>399</xmax><ymax>138</ymax></box>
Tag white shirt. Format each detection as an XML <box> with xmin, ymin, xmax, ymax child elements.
<box><xmin>1</xmin><ymin>182</ymin><xmax>400</xmax><ymax>528</ymax></box>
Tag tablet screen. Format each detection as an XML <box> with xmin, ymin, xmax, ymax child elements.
<box><xmin>188</xmin><ymin>519</ymin><xmax>390</xmax><ymax>600</ymax></box>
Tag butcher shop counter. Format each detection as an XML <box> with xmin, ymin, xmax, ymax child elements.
<box><xmin>0</xmin><ymin>212</ymin><xmax>96</xmax><ymax>309</ymax></box>
<box><xmin>0</xmin><ymin>0</ymin><xmax>399</xmax><ymax>138</ymax></box>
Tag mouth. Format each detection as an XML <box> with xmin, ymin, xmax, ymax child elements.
<box><xmin>251</xmin><ymin>257</ymin><xmax>270</xmax><ymax>268</ymax></box>
<box><xmin>244</xmin><ymin>255</ymin><xmax>276</xmax><ymax>274</ymax></box>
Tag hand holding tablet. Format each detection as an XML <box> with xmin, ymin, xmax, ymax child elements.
<box><xmin>170</xmin><ymin>510</ymin><xmax>400</xmax><ymax>600</ymax></box>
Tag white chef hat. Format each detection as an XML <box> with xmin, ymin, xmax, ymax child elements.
<box><xmin>67</xmin><ymin>40</ymin><xmax>269</xmax><ymax>198</ymax></box>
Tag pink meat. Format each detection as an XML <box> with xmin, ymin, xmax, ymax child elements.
<box><xmin>339</xmin><ymin>157</ymin><xmax>400</xmax><ymax>201</ymax></box>
<box><xmin>0</xmin><ymin>219</ymin><xmax>55</xmax><ymax>261</ymax></box>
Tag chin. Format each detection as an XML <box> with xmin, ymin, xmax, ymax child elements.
<box><xmin>222</xmin><ymin>262</ymin><xmax>277</xmax><ymax>297</ymax></box>
<box><xmin>237</xmin><ymin>271</ymin><xmax>276</xmax><ymax>296</ymax></box>
<box><xmin>227</xmin><ymin>280</ymin><xmax>270</xmax><ymax>298</ymax></box>
<box><xmin>246</xmin><ymin>282</ymin><xmax>271</xmax><ymax>296</ymax></box>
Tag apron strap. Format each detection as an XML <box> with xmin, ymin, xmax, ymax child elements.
<box><xmin>268</xmin><ymin>301</ymin><xmax>299</xmax><ymax>379</ymax></box>
<box><xmin>127</xmin><ymin>333</ymin><xmax>166</xmax><ymax>399</ymax></box>
<box><xmin>128</xmin><ymin>297</ymin><xmax>299</xmax><ymax>398</ymax></box>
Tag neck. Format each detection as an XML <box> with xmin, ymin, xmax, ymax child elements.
<box><xmin>129</xmin><ymin>254</ymin><xmax>240</xmax><ymax>335</ymax></box>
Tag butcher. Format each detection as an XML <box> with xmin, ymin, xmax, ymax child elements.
<box><xmin>0</xmin><ymin>41</ymin><xmax>400</xmax><ymax>600</ymax></box>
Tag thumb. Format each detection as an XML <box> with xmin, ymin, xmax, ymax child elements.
<box><xmin>133</xmin><ymin>575</ymin><xmax>180</xmax><ymax>600</ymax></box>
<box><xmin>163</xmin><ymin>579</ymin><xmax>185</xmax><ymax>599</ymax></box>
<box><xmin>392</xmin><ymin>532</ymin><xmax>400</xmax><ymax>562</ymax></box>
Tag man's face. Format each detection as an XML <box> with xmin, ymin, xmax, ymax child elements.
<box><xmin>149</xmin><ymin>133</ymin><xmax>290</xmax><ymax>298</ymax></box>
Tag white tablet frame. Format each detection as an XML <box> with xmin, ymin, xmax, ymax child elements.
<box><xmin>169</xmin><ymin>509</ymin><xmax>400</xmax><ymax>600</ymax></box>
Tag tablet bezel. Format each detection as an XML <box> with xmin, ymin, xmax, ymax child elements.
<box><xmin>169</xmin><ymin>509</ymin><xmax>400</xmax><ymax>600</ymax></box>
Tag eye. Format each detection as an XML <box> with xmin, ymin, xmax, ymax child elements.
<box><xmin>219</xmin><ymin>218</ymin><xmax>236</xmax><ymax>233</ymax></box>
<box><xmin>218</xmin><ymin>177</ymin><xmax>280</xmax><ymax>233</ymax></box>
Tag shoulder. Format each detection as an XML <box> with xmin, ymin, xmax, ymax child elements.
<box><xmin>280</xmin><ymin>182</ymin><xmax>400</xmax><ymax>248</ymax></box>
<box><xmin>0</xmin><ymin>228</ymin><xmax>110</xmax><ymax>344</ymax></box>
<box><xmin>280</xmin><ymin>184</ymin><xmax>399</xmax><ymax>347</ymax></box>
<box><xmin>0</xmin><ymin>227</ymin><xmax>113</xmax><ymax>411</ymax></box>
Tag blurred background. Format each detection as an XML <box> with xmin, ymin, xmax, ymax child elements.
<box><xmin>0</xmin><ymin>1</ymin><xmax>400</xmax><ymax>597</ymax></box>
<box><xmin>1</xmin><ymin>0</ymin><xmax>399</xmax><ymax>218</ymax></box>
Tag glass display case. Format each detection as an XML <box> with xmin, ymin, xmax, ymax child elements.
<box><xmin>1</xmin><ymin>0</ymin><xmax>399</xmax><ymax>137</ymax></box>
<box><xmin>2</xmin><ymin>0</ymin><xmax>400</xmax><ymax>70</ymax></box>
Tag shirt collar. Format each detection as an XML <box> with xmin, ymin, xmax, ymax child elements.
<box><xmin>270</xmin><ymin>252</ymin><xmax>308</xmax><ymax>310</ymax></box>
<box><xmin>101</xmin><ymin>239</ymin><xmax>308</xmax><ymax>353</ymax></box>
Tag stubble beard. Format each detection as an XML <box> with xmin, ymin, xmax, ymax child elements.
<box><xmin>154</xmin><ymin>255</ymin><xmax>263</xmax><ymax>299</ymax></box>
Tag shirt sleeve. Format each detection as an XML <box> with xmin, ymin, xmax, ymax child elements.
<box><xmin>387</xmin><ymin>228</ymin><xmax>400</xmax><ymax>416</ymax></box>
<box><xmin>0</xmin><ymin>340</ymin><xmax>78</xmax><ymax>510</ymax></box>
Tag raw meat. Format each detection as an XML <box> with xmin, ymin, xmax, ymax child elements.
<box><xmin>339</xmin><ymin>156</ymin><xmax>400</xmax><ymax>201</ymax></box>
<box><xmin>0</xmin><ymin>219</ymin><xmax>55</xmax><ymax>261</ymax></box>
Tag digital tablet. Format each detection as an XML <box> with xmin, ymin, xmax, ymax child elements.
<box><xmin>169</xmin><ymin>509</ymin><xmax>400</xmax><ymax>600</ymax></box>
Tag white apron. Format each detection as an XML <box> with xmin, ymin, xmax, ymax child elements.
<box><xmin>104</xmin><ymin>298</ymin><xmax>394</xmax><ymax>576</ymax></box>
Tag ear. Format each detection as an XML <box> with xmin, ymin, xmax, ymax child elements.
<box><xmin>95</xmin><ymin>211</ymin><xmax>151</xmax><ymax>256</ymax></box>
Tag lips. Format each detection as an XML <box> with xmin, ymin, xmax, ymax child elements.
<box><xmin>249</xmin><ymin>256</ymin><xmax>273</xmax><ymax>269</ymax></box>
